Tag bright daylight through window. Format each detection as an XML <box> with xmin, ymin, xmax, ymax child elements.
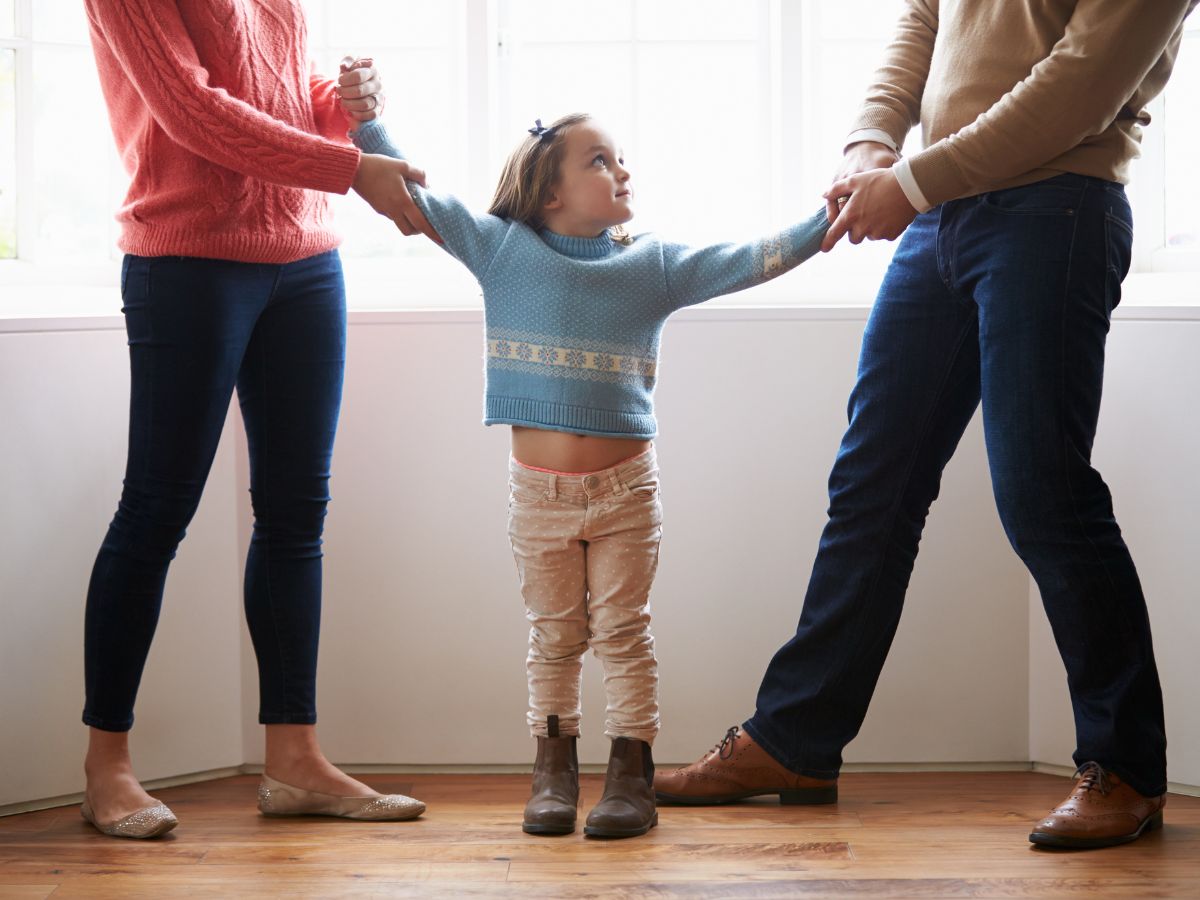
<box><xmin>1</xmin><ymin>0</ymin><xmax>1196</xmax><ymax>300</ymax></box>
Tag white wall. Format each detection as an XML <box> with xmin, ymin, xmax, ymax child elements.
<box><xmin>243</xmin><ymin>308</ymin><xmax>1030</xmax><ymax>769</ymax></box>
<box><xmin>0</xmin><ymin>323</ymin><xmax>246</xmax><ymax>808</ymax></box>
<box><xmin>2</xmin><ymin>303</ymin><xmax>1196</xmax><ymax>809</ymax></box>
<box><xmin>1029</xmin><ymin>316</ymin><xmax>1200</xmax><ymax>790</ymax></box>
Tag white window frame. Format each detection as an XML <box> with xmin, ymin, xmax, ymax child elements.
<box><xmin>1</xmin><ymin>0</ymin><xmax>34</xmax><ymax>263</ymax></box>
<box><xmin>1</xmin><ymin>0</ymin><xmax>1197</xmax><ymax>313</ymax></box>
<box><xmin>1132</xmin><ymin>18</ymin><xmax>1200</xmax><ymax>274</ymax></box>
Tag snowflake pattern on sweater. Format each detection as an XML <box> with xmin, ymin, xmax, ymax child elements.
<box><xmin>353</xmin><ymin>120</ymin><xmax>829</xmax><ymax>439</ymax></box>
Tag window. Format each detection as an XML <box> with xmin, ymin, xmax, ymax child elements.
<box><xmin>305</xmin><ymin>0</ymin><xmax>915</xmax><ymax>290</ymax></box>
<box><xmin>1161</xmin><ymin>14</ymin><xmax>1200</xmax><ymax>262</ymax></box>
<box><xmin>0</xmin><ymin>0</ymin><xmax>125</xmax><ymax>266</ymax></box>
<box><xmin>1</xmin><ymin>1</ymin><xmax>18</xmax><ymax>260</ymax></box>
<box><xmin>304</xmin><ymin>0</ymin><xmax>466</xmax><ymax>261</ymax></box>
<box><xmin>3</xmin><ymin>0</ymin><xmax>1198</xmax><ymax>303</ymax></box>
<box><xmin>1</xmin><ymin>46</ymin><xmax>15</xmax><ymax>259</ymax></box>
<box><xmin>494</xmin><ymin>0</ymin><xmax>772</xmax><ymax>247</ymax></box>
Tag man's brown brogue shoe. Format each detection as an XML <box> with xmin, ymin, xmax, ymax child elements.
<box><xmin>1029</xmin><ymin>762</ymin><xmax>1165</xmax><ymax>849</ymax></box>
<box><xmin>654</xmin><ymin>726</ymin><xmax>837</xmax><ymax>805</ymax></box>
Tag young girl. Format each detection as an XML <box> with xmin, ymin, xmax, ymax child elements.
<box><xmin>352</xmin><ymin>113</ymin><xmax>828</xmax><ymax>838</ymax></box>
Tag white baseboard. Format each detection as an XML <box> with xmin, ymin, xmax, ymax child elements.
<box><xmin>4</xmin><ymin>760</ymin><xmax>1195</xmax><ymax>817</ymax></box>
<box><xmin>0</xmin><ymin>766</ymin><xmax>245</xmax><ymax>818</ymax></box>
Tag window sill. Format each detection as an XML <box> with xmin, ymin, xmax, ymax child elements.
<box><xmin>2</xmin><ymin>261</ymin><xmax>1198</xmax><ymax>333</ymax></box>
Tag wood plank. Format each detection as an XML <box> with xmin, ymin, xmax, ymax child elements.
<box><xmin>0</xmin><ymin>888</ymin><xmax>58</xmax><ymax>900</ymax></box>
<box><xmin>0</xmin><ymin>772</ymin><xmax>1197</xmax><ymax>898</ymax></box>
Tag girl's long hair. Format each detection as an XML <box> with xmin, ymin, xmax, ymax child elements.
<box><xmin>488</xmin><ymin>112</ymin><xmax>631</xmax><ymax>244</ymax></box>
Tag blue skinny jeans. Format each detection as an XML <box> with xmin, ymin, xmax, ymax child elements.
<box><xmin>83</xmin><ymin>250</ymin><xmax>346</xmax><ymax>731</ymax></box>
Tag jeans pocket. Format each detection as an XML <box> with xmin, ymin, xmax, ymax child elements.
<box><xmin>1104</xmin><ymin>213</ymin><xmax>1134</xmax><ymax>314</ymax></box>
<box><xmin>120</xmin><ymin>256</ymin><xmax>155</xmax><ymax>345</ymax></box>
<box><xmin>120</xmin><ymin>255</ymin><xmax>155</xmax><ymax>304</ymax></box>
<box><xmin>625</xmin><ymin>474</ymin><xmax>660</xmax><ymax>500</ymax></box>
<box><xmin>509</xmin><ymin>481</ymin><xmax>548</xmax><ymax>506</ymax></box>
<box><xmin>980</xmin><ymin>177</ymin><xmax>1084</xmax><ymax>216</ymax></box>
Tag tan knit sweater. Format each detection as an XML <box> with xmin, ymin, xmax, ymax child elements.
<box><xmin>852</xmin><ymin>0</ymin><xmax>1197</xmax><ymax>207</ymax></box>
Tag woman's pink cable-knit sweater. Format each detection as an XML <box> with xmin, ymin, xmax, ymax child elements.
<box><xmin>85</xmin><ymin>0</ymin><xmax>363</xmax><ymax>264</ymax></box>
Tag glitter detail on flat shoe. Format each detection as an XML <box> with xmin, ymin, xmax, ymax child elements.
<box><xmin>352</xmin><ymin>794</ymin><xmax>427</xmax><ymax>820</ymax></box>
<box><xmin>257</xmin><ymin>774</ymin><xmax>425</xmax><ymax>821</ymax></box>
<box><xmin>81</xmin><ymin>801</ymin><xmax>178</xmax><ymax>839</ymax></box>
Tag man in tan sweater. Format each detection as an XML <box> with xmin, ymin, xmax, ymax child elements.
<box><xmin>657</xmin><ymin>0</ymin><xmax>1196</xmax><ymax>849</ymax></box>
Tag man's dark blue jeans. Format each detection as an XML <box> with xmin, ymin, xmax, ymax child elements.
<box><xmin>745</xmin><ymin>174</ymin><xmax>1167</xmax><ymax>797</ymax></box>
<box><xmin>83</xmin><ymin>250</ymin><xmax>346</xmax><ymax>732</ymax></box>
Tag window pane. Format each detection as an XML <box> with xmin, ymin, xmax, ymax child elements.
<box><xmin>504</xmin><ymin>0</ymin><xmax>633</xmax><ymax>44</ymax></box>
<box><xmin>499</xmin><ymin>8</ymin><xmax>771</xmax><ymax>247</ymax></box>
<box><xmin>0</xmin><ymin>49</ymin><xmax>14</xmax><ymax>259</ymax></box>
<box><xmin>290</xmin><ymin>2</ymin><xmax>456</xmax><ymax>57</ymax></box>
<box><xmin>32</xmin><ymin>0</ymin><xmax>90</xmax><ymax>45</ymax></box>
<box><xmin>499</xmin><ymin>43</ymin><xmax>634</xmax><ymax>152</ymax></box>
<box><xmin>323</xmin><ymin>0</ymin><xmax>453</xmax><ymax>49</ymax></box>
<box><xmin>805</xmin><ymin>38</ymin><xmax>916</xmax><ymax>201</ymax></box>
<box><xmin>817</xmin><ymin>0</ymin><xmax>907</xmax><ymax>42</ymax></box>
<box><xmin>635</xmin><ymin>0</ymin><xmax>760</xmax><ymax>42</ymax></box>
<box><xmin>301</xmin><ymin>4</ymin><xmax>464</xmax><ymax>260</ymax></box>
<box><xmin>0</xmin><ymin>0</ymin><xmax>14</xmax><ymax>38</ymax></box>
<box><xmin>32</xmin><ymin>46</ymin><xmax>123</xmax><ymax>262</ymax></box>
<box><xmin>1163</xmin><ymin>34</ymin><xmax>1198</xmax><ymax>249</ymax></box>
<box><xmin>633</xmin><ymin>43</ymin><xmax>768</xmax><ymax>244</ymax></box>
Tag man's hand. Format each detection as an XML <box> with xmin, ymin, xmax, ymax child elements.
<box><xmin>338</xmin><ymin>56</ymin><xmax>384</xmax><ymax>123</ymax></box>
<box><xmin>822</xmin><ymin>166</ymin><xmax>917</xmax><ymax>253</ymax></box>
<box><xmin>825</xmin><ymin>141</ymin><xmax>899</xmax><ymax>224</ymax></box>
<box><xmin>352</xmin><ymin>153</ymin><xmax>442</xmax><ymax>242</ymax></box>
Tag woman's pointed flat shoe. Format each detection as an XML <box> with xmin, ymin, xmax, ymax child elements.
<box><xmin>81</xmin><ymin>800</ymin><xmax>178</xmax><ymax>838</ymax></box>
<box><xmin>257</xmin><ymin>774</ymin><xmax>425</xmax><ymax>821</ymax></box>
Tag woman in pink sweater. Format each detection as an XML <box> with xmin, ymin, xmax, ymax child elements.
<box><xmin>81</xmin><ymin>0</ymin><xmax>430</xmax><ymax>838</ymax></box>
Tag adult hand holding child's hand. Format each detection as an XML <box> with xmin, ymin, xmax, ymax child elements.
<box><xmin>341</xmin><ymin>56</ymin><xmax>442</xmax><ymax>242</ymax></box>
<box><xmin>821</xmin><ymin>140</ymin><xmax>916</xmax><ymax>252</ymax></box>
<box><xmin>338</xmin><ymin>56</ymin><xmax>384</xmax><ymax>123</ymax></box>
<box><xmin>352</xmin><ymin>154</ymin><xmax>442</xmax><ymax>243</ymax></box>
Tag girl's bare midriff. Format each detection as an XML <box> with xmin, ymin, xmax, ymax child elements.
<box><xmin>511</xmin><ymin>426</ymin><xmax>652</xmax><ymax>473</ymax></box>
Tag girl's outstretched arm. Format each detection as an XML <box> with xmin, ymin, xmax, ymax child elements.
<box><xmin>661</xmin><ymin>209</ymin><xmax>830</xmax><ymax>310</ymax></box>
<box><xmin>352</xmin><ymin>120</ymin><xmax>511</xmax><ymax>281</ymax></box>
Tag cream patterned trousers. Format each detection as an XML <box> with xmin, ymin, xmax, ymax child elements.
<box><xmin>507</xmin><ymin>448</ymin><xmax>662</xmax><ymax>744</ymax></box>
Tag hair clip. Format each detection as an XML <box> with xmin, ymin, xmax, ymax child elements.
<box><xmin>528</xmin><ymin>119</ymin><xmax>556</xmax><ymax>140</ymax></box>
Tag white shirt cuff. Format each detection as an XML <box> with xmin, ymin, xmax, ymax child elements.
<box><xmin>845</xmin><ymin>128</ymin><xmax>900</xmax><ymax>154</ymax></box>
<box><xmin>893</xmin><ymin>158</ymin><xmax>933</xmax><ymax>214</ymax></box>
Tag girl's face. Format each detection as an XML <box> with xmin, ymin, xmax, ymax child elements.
<box><xmin>542</xmin><ymin>123</ymin><xmax>634</xmax><ymax>236</ymax></box>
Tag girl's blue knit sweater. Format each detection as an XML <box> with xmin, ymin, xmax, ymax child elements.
<box><xmin>353</xmin><ymin>120</ymin><xmax>829</xmax><ymax>439</ymax></box>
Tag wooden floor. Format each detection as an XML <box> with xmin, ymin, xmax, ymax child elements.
<box><xmin>0</xmin><ymin>772</ymin><xmax>1198</xmax><ymax>898</ymax></box>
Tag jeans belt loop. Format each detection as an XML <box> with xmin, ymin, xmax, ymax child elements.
<box><xmin>547</xmin><ymin>473</ymin><xmax>558</xmax><ymax>501</ymax></box>
<box><xmin>610</xmin><ymin>469</ymin><xmax>625</xmax><ymax>495</ymax></box>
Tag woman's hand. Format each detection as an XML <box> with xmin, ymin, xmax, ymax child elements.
<box><xmin>338</xmin><ymin>56</ymin><xmax>384</xmax><ymax>123</ymax></box>
<box><xmin>352</xmin><ymin>153</ymin><xmax>442</xmax><ymax>242</ymax></box>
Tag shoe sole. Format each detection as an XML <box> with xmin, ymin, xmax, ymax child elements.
<box><xmin>522</xmin><ymin>822</ymin><xmax>576</xmax><ymax>836</ymax></box>
<box><xmin>1028</xmin><ymin>810</ymin><xmax>1163</xmax><ymax>849</ymax></box>
<box><xmin>260</xmin><ymin>808</ymin><xmax>425</xmax><ymax>821</ymax></box>
<box><xmin>81</xmin><ymin>810</ymin><xmax>178</xmax><ymax>839</ymax></box>
<box><xmin>583</xmin><ymin>812</ymin><xmax>659</xmax><ymax>839</ymax></box>
<box><xmin>655</xmin><ymin>785</ymin><xmax>837</xmax><ymax>806</ymax></box>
